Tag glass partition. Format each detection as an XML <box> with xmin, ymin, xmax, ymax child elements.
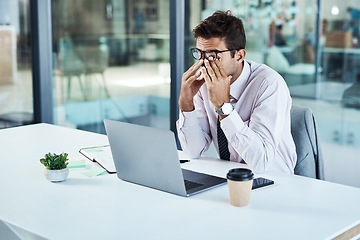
<box><xmin>185</xmin><ymin>0</ymin><xmax>360</xmax><ymax>188</ymax></box>
<box><xmin>0</xmin><ymin>0</ymin><xmax>33</xmax><ymax>129</ymax></box>
<box><xmin>185</xmin><ymin>0</ymin><xmax>318</xmax><ymax>89</ymax></box>
<box><xmin>52</xmin><ymin>0</ymin><xmax>170</xmax><ymax>133</ymax></box>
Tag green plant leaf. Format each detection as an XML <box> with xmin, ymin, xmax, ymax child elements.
<box><xmin>40</xmin><ymin>152</ymin><xmax>69</xmax><ymax>170</ymax></box>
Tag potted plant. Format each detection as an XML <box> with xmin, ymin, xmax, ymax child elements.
<box><xmin>40</xmin><ymin>152</ymin><xmax>69</xmax><ymax>182</ymax></box>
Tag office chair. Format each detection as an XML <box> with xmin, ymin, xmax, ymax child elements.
<box><xmin>59</xmin><ymin>38</ymin><xmax>87</xmax><ymax>100</ymax></box>
<box><xmin>76</xmin><ymin>40</ymin><xmax>110</xmax><ymax>99</ymax></box>
<box><xmin>290</xmin><ymin>105</ymin><xmax>324</xmax><ymax>180</ymax></box>
<box><xmin>267</xmin><ymin>46</ymin><xmax>316</xmax><ymax>86</ymax></box>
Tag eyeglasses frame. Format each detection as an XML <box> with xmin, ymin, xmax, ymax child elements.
<box><xmin>190</xmin><ymin>47</ymin><xmax>239</xmax><ymax>60</ymax></box>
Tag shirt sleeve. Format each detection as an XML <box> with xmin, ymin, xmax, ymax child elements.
<box><xmin>176</xmin><ymin>93</ymin><xmax>212</xmax><ymax>159</ymax></box>
<box><xmin>220</xmin><ymin>77</ymin><xmax>291</xmax><ymax>173</ymax></box>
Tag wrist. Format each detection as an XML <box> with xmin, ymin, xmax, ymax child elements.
<box><xmin>179</xmin><ymin>99</ymin><xmax>194</xmax><ymax>112</ymax></box>
<box><xmin>214</xmin><ymin>101</ymin><xmax>229</xmax><ymax>110</ymax></box>
<box><xmin>215</xmin><ymin>102</ymin><xmax>233</xmax><ymax>116</ymax></box>
<box><xmin>214</xmin><ymin>96</ymin><xmax>231</xmax><ymax>110</ymax></box>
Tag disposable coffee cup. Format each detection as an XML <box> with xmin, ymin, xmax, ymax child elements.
<box><xmin>227</xmin><ymin>168</ymin><xmax>254</xmax><ymax>207</ymax></box>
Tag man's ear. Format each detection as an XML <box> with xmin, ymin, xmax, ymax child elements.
<box><xmin>236</xmin><ymin>49</ymin><xmax>246</xmax><ymax>62</ymax></box>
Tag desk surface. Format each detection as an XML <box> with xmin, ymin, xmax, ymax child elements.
<box><xmin>1</xmin><ymin>124</ymin><xmax>360</xmax><ymax>240</ymax></box>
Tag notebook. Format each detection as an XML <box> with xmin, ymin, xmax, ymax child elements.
<box><xmin>104</xmin><ymin>119</ymin><xmax>227</xmax><ymax>197</ymax></box>
<box><xmin>79</xmin><ymin>145</ymin><xmax>116</xmax><ymax>173</ymax></box>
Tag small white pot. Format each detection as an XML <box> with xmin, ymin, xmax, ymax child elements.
<box><xmin>44</xmin><ymin>168</ymin><xmax>69</xmax><ymax>182</ymax></box>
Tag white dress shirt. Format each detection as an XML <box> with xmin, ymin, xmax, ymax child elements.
<box><xmin>177</xmin><ymin>59</ymin><xmax>297</xmax><ymax>174</ymax></box>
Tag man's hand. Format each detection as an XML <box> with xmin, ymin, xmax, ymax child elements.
<box><xmin>202</xmin><ymin>59</ymin><xmax>232</xmax><ymax>110</ymax></box>
<box><xmin>179</xmin><ymin>59</ymin><xmax>205</xmax><ymax>112</ymax></box>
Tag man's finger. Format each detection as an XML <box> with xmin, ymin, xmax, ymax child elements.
<box><xmin>183</xmin><ymin>59</ymin><xmax>203</xmax><ymax>81</ymax></box>
<box><xmin>204</xmin><ymin>59</ymin><xmax>217</xmax><ymax>81</ymax></box>
<box><xmin>201</xmin><ymin>67</ymin><xmax>212</xmax><ymax>85</ymax></box>
<box><xmin>183</xmin><ymin>63</ymin><xmax>200</xmax><ymax>80</ymax></box>
<box><xmin>185</xmin><ymin>73</ymin><xmax>202</xmax><ymax>86</ymax></box>
<box><xmin>196</xmin><ymin>69</ymin><xmax>204</xmax><ymax>80</ymax></box>
<box><xmin>210</xmin><ymin>59</ymin><xmax>222</xmax><ymax>79</ymax></box>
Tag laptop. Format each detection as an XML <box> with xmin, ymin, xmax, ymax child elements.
<box><xmin>104</xmin><ymin>119</ymin><xmax>227</xmax><ymax>197</ymax></box>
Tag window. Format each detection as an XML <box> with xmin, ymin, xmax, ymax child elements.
<box><xmin>52</xmin><ymin>0</ymin><xmax>170</xmax><ymax>133</ymax></box>
<box><xmin>0</xmin><ymin>0</ymin><xmax>33</xmax><ymax>129</ymax></box>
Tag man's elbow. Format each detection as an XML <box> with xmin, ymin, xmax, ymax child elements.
<box><xmin>250</xmin><ymin>161</ymin><xmax>268</xmax><ymax>174</ymax></box>
<box><xmin>183</xmin><ymin>148</ymin><xmax>201</xmax><ymax>159</ymax></box>
<box><xmin>248</xmin><ymin>149</ymin><xmax>275</xmax><ymax>174</ymax></box>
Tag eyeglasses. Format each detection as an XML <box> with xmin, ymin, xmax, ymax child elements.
<box><xmin>190</xmin><ymin>48</ymin><xmax>238</xmax><ymax>60</ymax></box>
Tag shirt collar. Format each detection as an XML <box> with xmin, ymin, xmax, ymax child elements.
<box><xmin>230</xmin><ymin>60</ymin><xmax>250</xmax><ymax>101</ymax></box>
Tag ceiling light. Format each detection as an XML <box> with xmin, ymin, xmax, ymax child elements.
<box><xmin>331</xmin><ymin>6</ymin><xmax>339</xmax><ymax>15</ymax></box>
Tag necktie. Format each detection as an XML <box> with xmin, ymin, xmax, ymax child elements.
<box><xmin>217</xmin><ymin>117</ymin><xmax>230</xmax><ymax>160</ymax></box>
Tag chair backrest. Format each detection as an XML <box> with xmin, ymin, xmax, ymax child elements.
<box><xmin>290</xmin><ymin>105</ymin><xmax>324</xmax><ymax>180</ymax></box>
<box><xmin>59</xmin><ymin>38</ymin><xmax>84</xmax><ymax>76</ymax></box>
<box><xmin>76</xmin><ymin>43</ymin><xmax>109</xmax><ymax>74</ymax></box>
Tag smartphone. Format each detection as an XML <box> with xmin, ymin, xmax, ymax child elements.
<box><xmin>252</xmin><ymin>177</ymin><xmax>274</xmax><ymax>190</ymax></box>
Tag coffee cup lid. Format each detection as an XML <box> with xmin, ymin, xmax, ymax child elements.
<box><xmin>227</xmin><ymin>168</ymin><xmax>254</xmax><ymax>181</ymax></box>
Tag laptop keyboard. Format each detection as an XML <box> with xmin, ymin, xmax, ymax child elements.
<box><xmin>184</xmin><ymin>179</ymin><xmax>204</xmax><ymax>191</ymax></box>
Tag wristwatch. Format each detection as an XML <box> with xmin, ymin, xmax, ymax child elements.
<box><xmin>215</xmin><ymin>102</ymin><xmax>233</xmax><ymax>115</ymax></box>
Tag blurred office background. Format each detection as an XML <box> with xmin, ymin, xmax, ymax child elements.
<box><xmin>0</xmin><ymin>0</ymin><xmax>359</xmax><ymax>188</ymax></box>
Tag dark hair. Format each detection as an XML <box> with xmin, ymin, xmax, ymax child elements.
<box><xmin>192</xmin><ymin>10</ymin><xmax>246</xmax><ymax>56</ymax></box>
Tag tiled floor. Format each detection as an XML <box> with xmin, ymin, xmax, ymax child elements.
<box><xmin>55</xmin><ymin>62</ymin><xmax>171</xmax><ymax>104</ymax></box>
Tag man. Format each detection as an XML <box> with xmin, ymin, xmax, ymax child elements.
<box><xmin>176</xmin><ymin>10</ymin><xmax>296</xmax><ymax>174</ymax></box>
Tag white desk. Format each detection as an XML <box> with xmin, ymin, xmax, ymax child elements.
<box><xmin>1</xmin><ymin>124</ymin><xmax>360</xmax><ymax>240</ymax></box>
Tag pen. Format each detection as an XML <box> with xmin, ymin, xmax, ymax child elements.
<box><xmin>179</xmin><ymin>160</ymin><xmax>190</xmax><ymax>164</ymax></box>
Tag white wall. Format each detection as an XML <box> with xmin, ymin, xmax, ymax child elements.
<box><xmin>322</xmin><ymin>0</ymin><xmax>360</xmax><ymax>21</ymax></box>
<box><xmin>0</xmin><ymin>0</ymin><xmax>19</xmax><ymax>34</ymax></box>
